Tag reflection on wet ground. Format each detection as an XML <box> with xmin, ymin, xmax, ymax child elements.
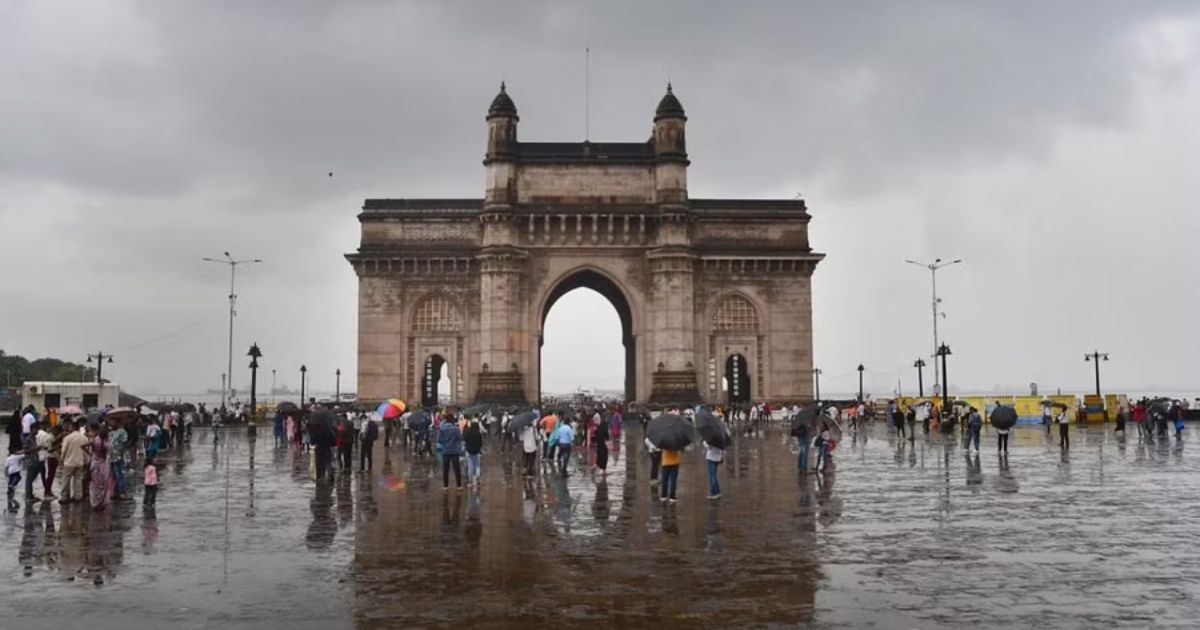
<box><xmin>2</xmin><ymin>424</ymin><xmax>1199</xmax><ymax>629</ymax></box>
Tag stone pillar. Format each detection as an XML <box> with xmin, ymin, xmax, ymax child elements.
<box><xmin>475</xmin><ymin>241</ymin><xmax>528</xmax><ymax>404</ymax></box>
<box><xmin>647</xmin><ymin>242</ymin><xmax>701</xmax><ymax>405</ymax></box>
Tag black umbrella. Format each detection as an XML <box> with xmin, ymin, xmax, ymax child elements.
<box><xmin>276</xmin><ymin>401</ymin><xmax>300</xmax><ymax>414</ymax></box>
<box><xmin>694</xmin><ymin>409</ymin><xmax>732</xmax><ymax>448</ymax></box>
<box><xmin>309</xmin><ymin>408</ymin><xmax>335</xmax><ymax>428</ymax></box>
<box><xmin>646</xmin><ymin>413</ymin><xmax>695</xmax><ymax>450</ymax></box>
<box><xmin>406</xmin><ymin>410</ymin><xmax>430</xmax><ymax>429</ymax></box>
<box><xmin>1051</xmin><ymin>401</ymin><xmax>1070</xmax><ymax>410</ymax></box>
<box><xmin>990</xmin><ymin>405</ymin><xmax>1018</xmax><ymax>430</ymax></box>
<box><xmin>508</xmin><ymin>411</ymin><xmax>539</xmax><ymax>434</ymax></box>
<box><xmin>463</xmin><ymin>403</ymin><xmax>491</xmax><ymax>417</ymax></box>
<box><xmin>790</xmin><ymin>405</ymin><xmax>820</xmax><ymax>437</ymax></box>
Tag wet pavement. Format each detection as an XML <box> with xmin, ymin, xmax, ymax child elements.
<box><xmin>2</xmin><ymin>423</ymin><xmax>1199</xmax><ymax>629</ymax></box>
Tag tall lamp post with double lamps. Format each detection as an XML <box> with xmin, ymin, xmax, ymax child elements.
<box><xmin>203</xmin><ymin>252</ymin><xmax>261</xmax><ymax>413</ymax></box>
<box><xmin>1085</xmin><ymin>350</ymin><xmax>1110</xmax><ymax>420</ymax></box>
<box><xmin>905</xmin><ymin>258</ymin><xmax>962</xmax><ymax>393</ymax></box>
<box><xmin>936</xmin><ymin>344</ymin><xmax>952</xmax><ymax>413</ymax></box>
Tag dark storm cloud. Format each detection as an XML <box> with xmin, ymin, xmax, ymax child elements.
<box><xmin>1</xmin><ymin>1</ymin><xmax>1196</xmax><ymax>396</ymax></box>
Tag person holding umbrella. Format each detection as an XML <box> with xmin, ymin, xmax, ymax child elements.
<box><xmin>991</xmin><ymin>401</ymin><xmax>1017</xmax><ymax>455</ymax></box>
<box><xmin>703</xmin><ymin>439</ymin><xmax>724</xmax><ymax>500</ymax></box>
<box><xmin>693</xmin><ymin>408</ymin><xmax>730</xmax><ymax>499</ymax></box>
<box><xmin>660</xmin><ymin>446</ymin><xmax>681</xmax><ymax>503</ymax></box>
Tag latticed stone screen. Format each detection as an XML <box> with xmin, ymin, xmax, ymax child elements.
<box><xmin>412</xmin><ymin>296</ymin><xmax>462</xmax><ymax>332</ymax></box>
<box><xmin>712</xmin><ymin>294</ymin><xmax>759</xmax><ymax>331</ymax></box>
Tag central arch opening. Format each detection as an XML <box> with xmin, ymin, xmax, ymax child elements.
<box><xmin>539</xmin><ymin>269</ymin><xmax>635</xmax><ymax>403</ymax></box>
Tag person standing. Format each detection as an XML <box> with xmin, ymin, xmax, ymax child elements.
<box><xmin>21</xmin><ymin>406</ymin><xmax>37</xmax><ymax>437</ymax></box>
<box><xmin>1042</xmin><ymin>402</ymin><xmax>1053</xmax><ymax>437</ymax></box>
<box><xmin>5</xmin><ymin>448</ymin><xmax>22</xmax><ymax>511</ymax></box>
<box><xmin>968</xmin><ymin>407</ymin><xmax>982</xmax><ymax>453</ymax></box>
<box><xmin>997</xmin><ymin>425</ymin><xmax>1010</xmax><ymax>455</ymax></box>
<box><xmin>520</xmin><ymin>421</ymin><xmax>538</xmax><ymax>478</ymax></box>
<box><xmin>145</xmin><ymin>419</ymin><xmax>161</xmax><ymax>459</ymax></box>
<box><xmin>109</xmin><ymin>419</ymin><xmax>129</xmax><ymax>501</ymax></box>
<box><xmin>554</xmin><ymin>420</ymin><xmax>576</xmax><ymax>476</ymax></box>
<box><xmin>437</xmin><ymin>414</ymin><xmax>464</xmax><ymax>491</ymax></box>
<box><xmin>335</xmin><ymin>419</ymin><xmax>353</xmax><ymax>473</ymax></box>
<box><xmin>660</xmin><ymin>447</ymin><xmax>680</xmax><ymax>504</ymax></box>
<box><xmin>143</xmin><ymin>456</ymin><xmax>158</xmax><ymax>508</ymax></box>
<box><xmin>86</xmin><ymin>426</ymin><xmax>112</xmax><ymax>511</ymax></box>
<box><xmin>594</xmin><ymin>413</ymin><xmax>610</xmax><ymax>478</ymax></box>
<box><xmin>59</xmin><ymin>420</ymin><xmax>88</xmax><ymax>504</ymax></box>
<box><xmin>645</xmin><ymin>437</ymin><xmax>662</xmax><ymax>485</ymax></box>
<box><xmin>21</xmin><ymin>423</ymin><xmax>43</xmax><ymax>500</ymax></box>
<box><xmin>273</xmin><ymin>412</ymin><xmax>285</xmax><ymax>449</ymax></box>
<box><xmin>40</xmin><ymin>424</ymin><xmax>60</xmax><ymax>500</ymax></box>
<box><xmin>794</xmin><ymin>416</ymin><xmax>812</xmax><ymax>473</ymax></box>
<box><xmin>463</xmin><ymin>419</ymin><xmax>483</xmax><ymax>488</ymax></box>
<box><xmin>7</xmin><ymin>410</ymin><xmax>23</xmax><ymax>454</ymax></box>
<box><xmin>360</xmin><ymin>418</ymin><xmax>379</xmax><ymax>472</ymax></box>
<box><xmin>1057</xmin><ymin>407</ymin><xmax>1070</xmax><ymax>450</ymax></box>
<box><xmin>814</xmin><ymin>422</ymin><xmax>833</xmax><ymax>473</ymax></box>
<box><xmin>704</xmin><ymin>440</ymin><xmax>724</xmax><ymax>499</ymax></box>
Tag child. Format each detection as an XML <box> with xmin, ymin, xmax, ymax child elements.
<box><xmin>6</xmin><ymin>447</ymin><xmax>24</xmax><ymax>511</ymax></box>
<box><xmin>143</xmin><ymin>456</ymin><xmax>159</xmax><ymax>508</ymax></box>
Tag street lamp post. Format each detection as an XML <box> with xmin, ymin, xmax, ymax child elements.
<box><xmin>905</xmin><ymin>258</ymin><xmax>963</xmax><ymax>391</ymax></box>
<box><xmin>936</xmin><ymin>344</ymin><xmax>952</xmax><ymax>412</ymax></box>
<box><xmin>913</xmin><ymin>358</ymin><xmax>926</xmax><ymax>397</ymax></box>
<box><xmin>1084</xmin><ymin>350</ymin><xmax>1110</xmax><ymax>419</ymax></box>
<box><xmin>86</xmin><ymin>352</ymin><xmax>114</xmax><ymax>383</ymax></box>
<box><xmin>271</xmin><ymin>369</ymin><xmax>276</xmax><ymax>405</ymax></box>
<box><xmin>248</xmin><ymin>343</ymin><xmax>262</xmax><ymax>424</ymax></box>
<box><xmin>857</xmin><ymin>364</ymin><xmax>865</xmax><ymax>402</ymax></box>
<box><xmin>203</xmin><ymin>252</ymin><xmax>262</xmax><ymax>414</ymax></box>
<box><xmin>813</xmin><ymin>367</ymin><xmax>822</xmax><ymax>403</ymax></box>
<box><xmin>335</xmin><ymin>368</ymin><xmax>341</xmax><ymax>404</ymax></box>
<box><xmin>299</xmin><ymin>365</ymin><xmax>308</xmax><ymax>410</ymax></box>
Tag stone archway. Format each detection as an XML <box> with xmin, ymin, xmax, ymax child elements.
<box><xmin>725</xmin><ymin>353</ymin><xmax>751</xmax><ymax>404</ymax></box>
<box><xmin>420</xmin><ymin>353</ymin><xmax>448</xmax><ymax>407</ymax></box>
<box><xmin>538</xmin><ymin>268</ymin><xmax>636</xmax><ymax>403</ymax></box>
<box><xmin>348</xmin><ymin>85</ymin><xmax>823</xmax><ymax>406</ymax></box>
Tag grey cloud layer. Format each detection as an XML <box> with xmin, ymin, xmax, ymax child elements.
<box><xmin>1</xmin><ymin>1</ymin><xmax>1195</xmax><ymax>396</ymax></box>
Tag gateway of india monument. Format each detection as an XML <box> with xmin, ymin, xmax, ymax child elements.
<box><xmin>347</xmin><ymin>84</ymin><xmax>823</xmax><ymax>407</ymax></box>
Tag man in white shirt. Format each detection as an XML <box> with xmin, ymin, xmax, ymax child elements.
<box><xmin>1057</xmin><ymin>409</ymin><xmax>1070</xmax><ymax>450</ymax></box>
<box><xmin>520</xmin><ymin>422</ymin><xmax>538</xmax><ymax>477</ymax></box>
<box><xmin>21</xmin><ymin>407</ymin><xmax>37</xmax><ymax>436</ymax></box>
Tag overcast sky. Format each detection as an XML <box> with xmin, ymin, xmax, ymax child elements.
<box><xmin>2</xmin><ymin>1</ymin><xmax>1198</xmax><ymax>400</ymax></box>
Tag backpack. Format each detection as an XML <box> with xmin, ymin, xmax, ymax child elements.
<box><xmin>365</xmin><ymin>421</ymin><xmax>379</xmax><ymax>441</ymax></box>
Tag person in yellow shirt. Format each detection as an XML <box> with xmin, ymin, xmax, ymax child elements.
<box><xmin>660</xmin><ymin>448</ymin><xmax>680</xmax><ymax>503</ymax></box>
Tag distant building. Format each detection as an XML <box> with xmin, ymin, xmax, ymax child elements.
<box><xmin>20</xmin><ymin>382</ymin><xmax>120</xmax><ymax>411</ymax></box>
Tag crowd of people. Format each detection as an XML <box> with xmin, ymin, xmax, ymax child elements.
<box><xmin>6</xmin><ymin>405</ymin><xmax>172</xmax><ymax>513</ymax></box>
